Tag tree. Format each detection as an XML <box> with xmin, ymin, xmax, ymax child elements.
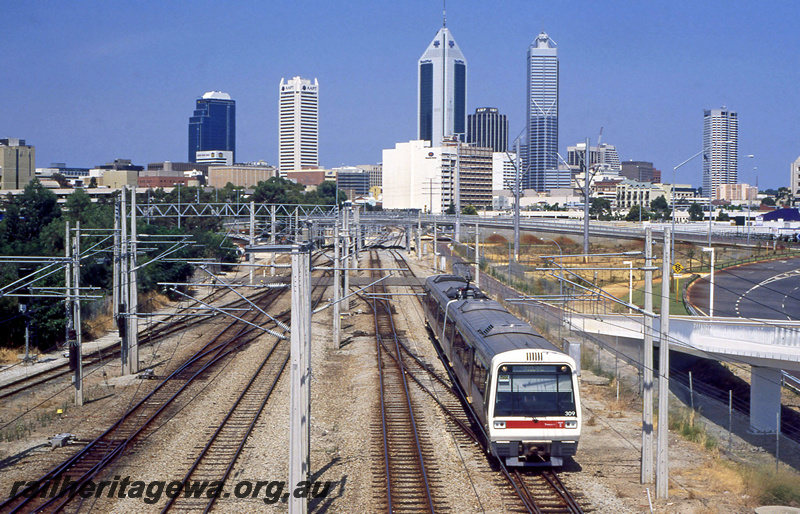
<box><xmin>625</xmin><ymin>205</ymin><xmax>650</xmax><ymax>222</ymax></box>
<box><xmin>461</xmin><ymin>205</ymin><xmax>478</xmax><ymax>215</ymax></box>
<box><xmin>315</xmin><ymin>181</ymin><xmax>347</xmax><ymax>205</ymax></box>
<box><xmin>762</xmin><ymin>197</ymin><xmax>776</xmax><ymax>206</ymax></box>
<box><xmin>716</xmin><ymin>211</ymin><xmax>730</xmax><ymax>222</ymax></box>
<box><xmin>250</xmin><ymin>177</ymin><xmax>305</xmax><ymax>204</ymax></box>
<box><xmin>590</xmin><ymin>198</ymin><xmax>612</xmax><ymax>220</ymax></box>
<box><xmin>52</xmin><ymin>173</ymin><xmax>70</xmax><ymax>188</ymax></box>
<box><xmin>88</xmin><ymin>177</ymin><xmax>98</xmax><ymax>188</ymax></box>
<box><xmin>688</xmin><ymin>202</ymin><xmax>704</xmax><ymax>221</ymax></box>
<box><xmin>650</xmin><ymin>195</ymin><xmax>671</xmax><ymax>220</ymax></box>
<box><xmin>445</xmin><ymin>202</ymin><xmax>456</xmax><ymax>215</ymax></box>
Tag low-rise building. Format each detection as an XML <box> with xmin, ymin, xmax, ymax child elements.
<box><xmin>208</xmin><ymin>164</ymin><xmax>277</xmax><ymax>189</ymax></box>
<box><xmin>0</xmin><ymin>138</ymin><xmax>35</xmax><ymax>190</ymax></box>
<box><xmin>716</xmin><ymin>183</ymin><xmax>757</xmax><ymax>202</ymax></box>
<box><xmin>283</xmin><ymin>168</ymin><xmax>336</xmax><ymax>188</ymax></box>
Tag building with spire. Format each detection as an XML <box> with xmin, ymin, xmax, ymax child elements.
<box><xmin>279</xmin><ymin>76</ymin><xmax>319</xmax><ymax>173</ymax></box>
<box><xmin>703</xmin><ymin>108</ymin><xmax>738</xmax><ymax>200</ymax></box>
<box><xmin>188</xmin><ymin>91</ymin><xmax>235</xmax><ymax>164</ymax></box>
<box><xmin>417</xmin><ymin>17</ymin><xmax>467</xmax><ymax>147</ymax></box>
<box><xmin>525</xmin><ymin>32</ymin><xmax>559</xmax><ymax>192</ymax></box>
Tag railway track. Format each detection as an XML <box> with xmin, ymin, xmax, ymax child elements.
<box><xmin>160</xmin><ymin>272</ymin><xmax>329</xmax><ymax>512</ymax></box>
<box><xmin>0</xmin><ymin>282</ymin><xmax>294</xmax><ymax>513</ymax></box>
<box><xmin>387</xmin><ymin>249</ymin><xmax>588</xmax><ymax>514</ymax></box>
<box><xmin>0</xmin><ymin>283</ymin><xmax>248</xmax><ymax>402</ymax></box>
<box><xmin>369</xmin><ymin>250</ymin><xmax>446</xmax><ymax>513</ymax></box>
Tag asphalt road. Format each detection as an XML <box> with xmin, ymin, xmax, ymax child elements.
<box><xmin>687</xmin><ymin>256</ymin><xmax>800</xmax><ymax>320</ymax></box>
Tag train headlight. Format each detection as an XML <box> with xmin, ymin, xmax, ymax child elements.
<box><xmin>565</xmin><ymin>420</ymin><xmax>577</xmax><ymax>429</ymax></box>
<box><xmin>493</xmin><ymin>421</ymin><xmax>506</xmax><ymax>429</ymax></box>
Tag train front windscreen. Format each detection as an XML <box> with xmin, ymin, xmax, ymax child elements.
<box><xmin>493</xmin><ymin>364</ymin><xmax>576</xmax><ymax>418</ymax></box>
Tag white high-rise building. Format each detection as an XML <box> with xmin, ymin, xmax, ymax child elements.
<box><xmin>279</xmin><ymin>76</ymin><xmax>319</xmax><ymax>173</ymax></box>
<box><xmin>703</xmin><ymin>108</ymin><xmax>738</xmax><ymax>200</ymax></box>
<box><xmin>492</xmin><ymin>152</ymin><xmax>517</xmax><ymax>192</ymax></box>
<box><xmin>418</xmin><ymin>23</ymin><xmax>467</xmax><ymax>147</ymax></box>
<box><xmin>383</xmin><ymin>140</ymin><xmax>491</xmax><ymax>213</ymax></box>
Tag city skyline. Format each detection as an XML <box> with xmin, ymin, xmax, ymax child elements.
<box><xmin>2</xmin><ymin>1</ymin><xmax>799</xmax><ymax>190</ymax></box>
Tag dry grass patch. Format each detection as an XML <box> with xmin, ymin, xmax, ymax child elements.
<box><xmin>741</xmin><ymin>463</ymin><xmax>800</xmax><ymax>507</ymax></box>
<box><xmin>673</xmin><ymin>460</ymin><xmax>745</xmax><ymax>501</ymax></box>
<box><xmin>0</xmin><ymin>346</ymin><xmax>24</xmax><ymax>364</ymax></box>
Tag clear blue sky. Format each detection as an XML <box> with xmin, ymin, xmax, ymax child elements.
<box><xmin>3</xmin><ymin>1</ymin><xmax>798</xmax><ymax>190</ymax></box>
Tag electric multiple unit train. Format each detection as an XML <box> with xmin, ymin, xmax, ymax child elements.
<box><xmin>424</xmin><ymin>274</ymin><xmax>581</xmax><ymax>466</ymax></box>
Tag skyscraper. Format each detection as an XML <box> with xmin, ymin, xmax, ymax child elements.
<box><xmin>467</xmin><ymin>107</ymin><xmax>508</xmax><ymax>153</ymax></box>
<box><xmin>418</xmin><ymin>23</ymin><xmax>467</xmax><ymax>147</ymax></box>
<box><xmin>279</xmin><ymin>76</ymin><xmax>319</xmax><ymax>173</ymax></box>
<box><xmin>703</xmin><ymin>108</ymin><xmax>738</xmax><ymax>199</ymax></box>
<box><xmin>525</xmin><ymin>32</ymin><xmax>558</xmax><ymax>191</ymax></box>
<box><xmin>188</xmin><ymin>91</ymin><xmax>235</xmax><ymax>163</ymax></box>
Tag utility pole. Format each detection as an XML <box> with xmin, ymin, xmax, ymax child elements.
<box><xmin>474</xmin><ymin>221</ymin><xmax>480</xmax><ymax>288</ymax></box>
<box><xmin>342</xmin><ymin>208</ymin><xmax>350</xmax><ymax>314</ymax></box>
<box><xmin>657</xmin><ymin>227</ymin><xmax>671</xmax><ymax>498</ymax></box>
<box><xmin>113</xmin><ymin>202</ymin><xmax>119</xmax><ymax>318</ymax></box>
<box><xmin>417</xmin><ymin>211</ymin><xmax>422</xmax><ymax>260</ymax></box>
<box><xmin>354</xmin><ymin>205</ymin><xmax>361</xmax><ymax>266</ymax></box>
<box><xmin>65</xmin><ymin>221</ymin><xmax>72</xmax><ymax>347</ymax></box>
<box><xmin>73</xmin><ymin>221</ymin><xmax>83</xmax><ymax>406</ymax></box>
<box><xmin>270</xmin><ymin>205</ymin><xmax>277</xmax><ymax>276</ymax></box>
<box><xmin>642</xmin><ymin>226</ymin><xmax>654</xmax><ymax>483</ymax></box>
<box><xmin>514</xmin><ymin>138</ymin><xmax>521</xmax><ymax>262</ymax></box>
<box><xmin>454</xmin><ymin>139</ymin><xmax>461</xmax><ymax>243</ymax></box>
<box><xmin>333</xmin><ymin>215</ymin><xmax>341</xmax><ymax>349</ymax></box>
<box><xmin>120</xmin><ymin>188</ymin><xmax>130</xmax><ymax>375</ymax></box>
<box><xmin>249</xmin><ymin>201</ymin><xmax>255</xmax><ymax>285</ymax></box>
<box><xmin>289</xmin><ymin>243</ymin><xmax>311</xmax><ymax>514</ymax></box>
<box><xmin>583</xmin><ymin>137</ymin><xmax>591</xmax><ymax>259</ymax></box>
<box><xmin>128</xmin><ymin>188</ymin><xmax>138</xmax><ymax>374</ymax></box>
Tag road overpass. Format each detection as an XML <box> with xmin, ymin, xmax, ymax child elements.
<box><xmin>570</xmin><ymin>313</ymin><xmax>800</xmax><ymax>433</ymax></box>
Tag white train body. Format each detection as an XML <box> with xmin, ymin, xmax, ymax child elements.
<box><xmin>424</xmin><ymin>275</ymin><xmax>581</xmax><ymax>466</ymax></box>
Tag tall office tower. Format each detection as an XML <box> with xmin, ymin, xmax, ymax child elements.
<box><xmin>418</xmin><ymin>23</ymin><xmax>467</xmax><ymax>147</ymax></box>
<box><xmin>525</xmin><ymin>32</ymin><xmax>558</xmax><ymax>191</ymax></box>
<box><xmin>279</xmin><ymin>76</ymin><xmax>319</xmax><ymax>173</ymax></box>
<box><xmin>0</xmin><ymin>138</ymin><xmax>35</xmax><ymax>190</ymax></box>
<box><xmin>467</xmin><ymin>107</ymin><xmax>508</xmax><ymax>153</ymax></box>
<box><xmin>703</xmin><ymin>108</ymin><xmax>738</xmax><ymax>200</ymax></box>
<box><xmin>188</xmin><ymin>91</ymin><xmax>235</xmax><ymax>163</ymax></box>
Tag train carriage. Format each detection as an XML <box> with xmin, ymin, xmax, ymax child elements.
<box><xmin>424</xmin><ymin>274</ymin><xmax>581</xmax><ymax>466</ymax></box>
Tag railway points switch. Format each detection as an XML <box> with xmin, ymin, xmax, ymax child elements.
<box><xmin>49</xmin><ymin>433</ymin><xmax>73</xmax><ymax>448</ymax></box>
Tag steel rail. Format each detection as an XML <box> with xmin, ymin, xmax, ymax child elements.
<box><xmin>371</xmin><ymin>250</ymin><xmax>436</xmax><ymax>513</ymax></box>
<box><xmin>0</xmin><ymin>286</ymin><xmax>288</xmax><ymax>513</ymax></box>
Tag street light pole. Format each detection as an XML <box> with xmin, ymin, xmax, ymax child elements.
<box><xmin>671</xmin><ymin>146</ymin><xmax>710</xmax><ymax>259</ymax></box>
<box><xmin>623</xmin><ymin>260</ymin><xmax>633</xmax><ymax>313</ymax></box>
<box><xmin>702</xmin><ymin>247</ymin><xmax>715</xmax><ymax>317</ymax></box>
<box><xmin>747</xmin><ymin>154</ymin><xmax>755</xmax><ymax>245</ymax></box>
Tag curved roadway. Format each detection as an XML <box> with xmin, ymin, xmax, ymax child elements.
<box><xmin>687</xmin><ymin>256</ymin><xmax>800</xmax><ymax>320</ymax></box>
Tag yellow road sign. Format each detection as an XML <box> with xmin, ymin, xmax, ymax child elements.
<box><xmin>672</xmin><ymin>262</ymin><xmax>683</xmax><ymax>274</ymax></box>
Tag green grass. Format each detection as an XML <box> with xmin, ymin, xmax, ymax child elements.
<box><xmin>625</xmin><ymin>277</ymin><xmax>690</xmax><ymax>316</ymax></box>
<box><xmin>668</xmin><ymin>406</ymin><xmax>718</xmax><ymax>451</ymax></box>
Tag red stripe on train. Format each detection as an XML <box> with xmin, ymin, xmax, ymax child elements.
<box><xmin>505</xmin><ymin>420</ymin><xmax>565</xmax><ymax>429</ymax></box>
